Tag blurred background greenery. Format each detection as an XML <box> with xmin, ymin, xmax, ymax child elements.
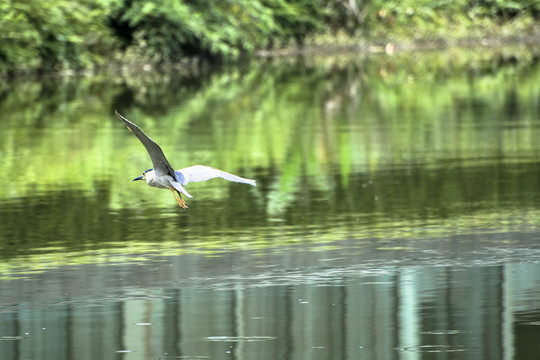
<box><xmin>1</xmin><ymin>0</ymin><xmax>540</xmax><ymax>75</ymax></box>
<box><xmin>2</xmin><ymin>48</ymin><xmax>540</xmax><ymax>264</ymax></box>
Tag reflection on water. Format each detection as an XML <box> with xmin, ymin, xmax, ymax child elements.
<box><xmin>2</xmin><ymin>246</ymin><xmax>540</xmax><ymax>360</ymax></box>
<box><xmin>2</xmin><ymin>48</ymin><xmax>540</xmax><ymax>359</ymax></box>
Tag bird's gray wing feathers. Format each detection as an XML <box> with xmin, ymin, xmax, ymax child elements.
<box><xmin>177</xmin><ymin>165</ymin><xmax>256</xmax><ymax>186</ymax></box>
<box><xmin>115</xmin><ymin>110</ymin><xmax>175</xmax><ymax>177</ymax></box>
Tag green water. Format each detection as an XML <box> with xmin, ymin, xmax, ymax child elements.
<box><xmin>1</xmin><ymin>47</ymin><xmax>540</xmax><ymax>359</ymax></box>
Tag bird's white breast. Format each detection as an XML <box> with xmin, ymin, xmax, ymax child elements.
<box><xmin>145</xmin><ymin>170</ymin><xmax>172</xmax><ymax>189</ymax></box>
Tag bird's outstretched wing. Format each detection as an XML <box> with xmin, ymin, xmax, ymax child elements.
<box><xmin>176</xmin><ymin>165</ymin><xmax>257</xmax><ymax>186</ymax></box>
<box><xmin>115</xmin><ymin>110</ymin><xmax>175</xmax><ymax>178</ymax></box>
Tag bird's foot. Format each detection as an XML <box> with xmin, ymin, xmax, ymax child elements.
<box><xmin>177</xmin><ymin>198</ymin><xmax>188</xmax><ymax>209</ymax></box>
<box><xmin>170</xmin><ymin>187</ymin><xmax>188</xmax><ymax>209</ymax></box>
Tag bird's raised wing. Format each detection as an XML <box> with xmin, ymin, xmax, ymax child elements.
<box><xmin>176</xmin><ymin>165</ymin><xmax>256</xmax><ymax>186</ymax></box>
<box><xmin>115</xmin><ymin>110</ymin><xmax>175</xmax><ymax>178</ymax></box>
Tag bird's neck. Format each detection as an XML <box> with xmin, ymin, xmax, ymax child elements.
<box><xmin>145</xmin><ymin>170</ymin><xmax>156</xmax><ymax>185</ymax></box>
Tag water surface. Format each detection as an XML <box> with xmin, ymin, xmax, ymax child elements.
<box><xmin>1</xmin><ymin>48</ymin><xmax>540</xmax><ymax>359</ymax></box>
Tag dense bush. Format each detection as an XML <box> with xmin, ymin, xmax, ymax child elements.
<box><xmin>110</xmin><ymin>0</ymin><xmax>323</xmax><ymax>62</ymax></box>
<box><xmin>0</xmin><ymin>0</ymin><xmax>538</xmax><ymax>75</ymax></box>
<box><xmin>0</xmin><ymin>0</ymin><xmax>117</xmax><ymax>74</ymax></box>
<box><xmin>324</xmin><ymin>0</ymin><xmax>540</xmax><ymax>35</ymax></box>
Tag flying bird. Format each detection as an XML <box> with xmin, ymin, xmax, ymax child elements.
<box><xmin>115</xmin><ymin>110</ymin><xmax>256</xmax><ymax>208</ymax></box>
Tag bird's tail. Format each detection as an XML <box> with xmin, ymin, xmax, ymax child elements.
<box><xmin>170</xmin><ymin>181</ymin><xmax>193</xmax><ymax>198</ymax></box>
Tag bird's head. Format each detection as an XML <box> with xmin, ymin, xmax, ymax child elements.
<box><xmin>133</xmin><ymin>168</ymin><xmax>153</xmax><ymax>182</ymax></box>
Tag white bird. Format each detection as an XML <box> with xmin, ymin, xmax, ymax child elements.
<box><xmin>116</xmin><ymin>110</ymin><xmax>256</xmax><ymax>208</ymax></box>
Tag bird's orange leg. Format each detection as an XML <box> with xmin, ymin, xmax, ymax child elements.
<box><xmin>170</xmin><ymin>187</ymin><xmax>188</xmax><ymax>208</ymax></box>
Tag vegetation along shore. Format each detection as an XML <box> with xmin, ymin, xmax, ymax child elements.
<box><xmin>1</xmin><ymin>0</ymin><xmax>540</xmax><ymax>76</ymax></box>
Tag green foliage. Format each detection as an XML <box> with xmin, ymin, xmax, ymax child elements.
<box><xmin>0</xmin><ymin>0</ymin><xmax>539</xmax><ymax>73</ymax></box>
<box><xmin>112</xmin><ymin>0</ymin><xmax>324</xmax><ymax>62</ymax></box>
<box><xmin>473</xmin><ymin>0</ymin><xmax>540</xmax><ymax>19</ymax></box>
<box><xmin>323</xmin><ymin>0</ymin><xmax>540</xmax><ymax>37</ymax></box>
<box><xmin>0</xmin><ymin>0</ymin><xmax>118</xmax><ymax>75</ymax></box>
